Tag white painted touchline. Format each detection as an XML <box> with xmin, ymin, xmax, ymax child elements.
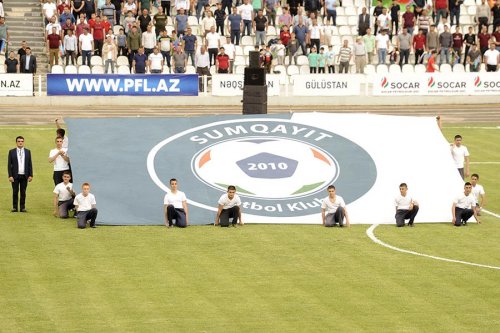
<box><xmin>366</xmin><ymin>224</ymin><xmax>500</xmax><ymax>270</ymax></box>
<box><xmin>483</xmin><ymin>209</ymin><xmax>500</xmax><ymax>219</ymax></box>
<box><xmin>470</xmin><ymin>162</ymin><xmax>500</xmax><ymax>164</ymax></box>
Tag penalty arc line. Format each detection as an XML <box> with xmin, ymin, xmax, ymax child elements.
<box><xmin>366</xmin><ymin>224</ymin><xmax>500</xmax><ymax>271</ymax></box>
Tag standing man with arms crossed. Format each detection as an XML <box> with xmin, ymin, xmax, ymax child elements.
<box><xmin>321</xmin><ymin>185</ymin><xmax>350</xmax><ymax>227</ymax></box>
<box><xmin>49</xmin><ymin>137</ymin><xmax>71</xmax><ymax>186</ymax></box>
<box><xmin>164</xmin><ymin>178</ymin><xmax>189</xmax><ymax>228</ymax></box>
<box><xmin>215</xmin><ymin>185</ymin><xmax>243</xmax><ymax>227</ymax></box>
<box><xmin>452</xmin><ymin>182</ymin><xmax>480</xmax><ymax>227</ymax></box>
<box><xmin>394</xmin><ymin>183</ymin><xmax>419</xmax><ymax>227</ymax></box>
<box><xmin>8</xmin><ymin>136</ymin><xmax>33</xmax><ymax>213</ymax></box>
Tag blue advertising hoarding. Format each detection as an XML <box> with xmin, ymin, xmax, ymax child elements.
<box><xmin>47</xmin><ymin>74</ymin><xmax>199</xmax><ymax>96</ymax></box>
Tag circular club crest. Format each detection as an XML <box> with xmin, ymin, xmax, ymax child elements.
<box><xmin>147</xmin><ymin>118</ymin><xmax>377</xmax><ymax>218</ymax></box>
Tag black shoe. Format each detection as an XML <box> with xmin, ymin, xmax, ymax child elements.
<box><xmin>20</xmin><ymin>209</ymin><xmax>27</xmax><ymax>213</ymax></box>
<box><xmin>11</xmin><ymin>208</ymin><xmax>18</xmax><ymax>212</ymax></box>
<box><xmin>90</xmin><ymin>225</ymin><xmax>97</xmax><ymax>228</ymax></box>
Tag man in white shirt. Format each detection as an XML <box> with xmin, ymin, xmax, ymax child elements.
<box><xmin>48</xmin><ymin>137</ymin><xmax>70</xmax><ymax>186</ymax></box>
<box><xmin>239</xmin><ymin>0</ymin><xmax>254</xmax><ymax>36</ymax></box>
<box><xmin>8</xmin><ymin>136</ymin><xmax>34</xmax><ymax>212</ymax></box>
<box><xmin>321</xmin><ymin>185</ymin><xmax>350</xmax><ymax>227</ymax></box>
<box><xmin>215</xmin><ymin>185</ymin><xmax>243</xmax><ymax>227</ymax></box>
<box><xmin>43</xmin><ymin>0</ymin><xmax>57</xmax><ymax>24</ymax></box>
<box><xmin>103</xmin><ymin>34</ymin><xmax>117</xmax><ymax>73</ymax></box>
<box><xmin>377</xmin><ymin>7</ymin><xmax>391</xmax><ymax>32</ymax></box>
<box><xmin>222</xmin><ymin>36</ymin><xmax>236</xmax><ymax>73</ymax></box>
<box><xmin>205</xmin><ymin>26</ymin><xmax>221</xmax><ymax>66</ymax></box>
<box><xmin>45</xmin><ymin>16</ymin><xmax>62</xmax><ymax>38</ymax></box>
<box><xmin>142</xmin><ymin>24</ymin><xmax>157</xmax><ymax>57</ymax></box>
<box><xmin>450</xmin><ymin>134</ymin><xmax>470</xmax><ymax>179</ymax></box>
<box><xmin>394</xmin><ymin>183</ymin><xmax>419</xmax><ymax>227</ymax></box>
<box><xmin>53</xmin><ymin>171</ymin><xmax>75</xmax><ymax>218</ymax></box>
<box><xmin>470</xmin><ymin>173</ymin><xmax>486</xmax><ymax>215</ymax></box>
<box><xmin>163</xmin><ymin>178</ymin><xmax>189</xmax><ymax>228</ymax></box>
<box><xmin>148</xmin><ymin>46</ymin><xmax>164</xmax><ymax>73</ymax></box>
<box><xmin>375</xmin><ymin>29</ymin><xmax>390</xmax><ymax>65</ymax></box>
<box><xmin>74</xmin><ymin>182</ymin><xmax>98</xmax><ymax>229</ymax></box>
<box><xmin>452</xmin><ymin>182</ymin><xmax>480</xmax><ymax>226</ymax></box>
<box><xmin>79</xmin><ymin>28</ymin><xmax>94</xmax><ymax>66</ymax></box>
<box><xmin>483</xmin><ymin>42</ymin><xmax>500</xmax><ymax>72</ymax></box>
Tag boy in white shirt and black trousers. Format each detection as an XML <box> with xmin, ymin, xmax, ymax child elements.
<box><xmin>74</xmin><ymin>182</ymin><xmax>98</xmax><ymax>229</ymax></box>
<box><xmin>163</xmin><ymin>178</ymin><xmax>189</xmax><ymax>228</ymax></box>
<box><xmin>321</xmin><ymin>185</ymin><xmax>350</xmax><ymax>227</ymax></box>
<box><xmin>394</xmin><ymin>183</ymin><xmax>419</xmax><ymax>227</ymax></box>
<box><xmin>215</xmin><ymin>185</ymin><xmax>243</xmax><ymax>227</ymax></box>
<box><xmin>53</xmin><ymin>171</ymin><xmax>75</xmax><ymax>218</ymax></box>
<box><xmin>452</xmin><ymin>182</ymin><xmax>480</xmax><ymax>227</ymax></box>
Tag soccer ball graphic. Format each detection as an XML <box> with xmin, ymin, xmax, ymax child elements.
<box><xmin>192</xmin><ymin>137</ymin><xmax>338</xmax><ymax>199</ymax></box>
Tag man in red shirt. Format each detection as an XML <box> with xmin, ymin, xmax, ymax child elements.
<box><xmin>413</xmin><ymin>28</ymin><xmax>427</xmax><ymax>64</ymax></box>
<box><xmin>92</xmin><ymin>16</ymin><xmax>105</xmax><ymax>56</ymax></box>
<box><xmin>216</xmin><ymin>47</ymin><xmax>230</xmax><ymax>73</ymax></box>
<box><xmin>47</xmin><ymin>27</ymin><xmax>61</xmax><ymax>69</ymax></box>
<box><xmin>280</xmin><ymin>25</ymin><xmax>291</xmax><ymax>47</ymax></box>
<box><xmin>57</xmin><ymin>0</ymin><xmax>71</xmax><ymax>15</ymax></box>
<box><xmin>452</xmin><ymin>26</ymin><xmax>464</xmax><ymax>62</ymax></box>
<box><xmin>402</xmin><ymin>5</ymin><xmax>416</xmax><ymax>35</ymax></box>
<box><xmin>433</xmin><ymin>0</ymin><xmax>448</xmax><ymax>25</ymax></box>
<box><xmin>478</xmin><ymin>26</ymin><xmax>491</xmax><ymax>57</ymax></box>
<box><xmin>427</xmin><ymin>50</ymin><xmax>438</xmax><ymax>72</ymax></box>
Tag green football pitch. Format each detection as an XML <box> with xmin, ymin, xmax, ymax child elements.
<box><xmin>1</xmin><ymin>124</ymin><xmax>499</xmax><ymax>332</ymax></box>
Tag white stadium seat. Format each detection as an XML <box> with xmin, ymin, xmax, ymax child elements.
<box><xmin>241</xmin><ymin>35</ymin><xmax>254</xmax><ymax>46</ymax></box>
<box><xmin>90</xmin><ymin>56</ymin><xmax>103</xmax><ymax>66</ymax></box>
<box><xmin>414</xmin><ymin>64</ymin><xmax>426</xmax><ymax>73</ymax></box>
<box><xmin>51</xmin><ymin>65</ymin><xmax>64</xmax><ymax>74</ymax></box>
<box><xmin>299</xmin><ymin>65</ymin><xmax>310</xmax><ymax>74</ymax></box>
<box><xmin>78</xmin><ymin>65</ymin><xmax>91</xmax><ymax>74</ymax></box>
<box><xmin>453</xmin><ymin>63</ymin><xmax>465</xmax><ymax>72</ymax></box>
<box><xmin>91</xmin><ymin>65</ymin><xmax>105</xmax><ymax>74</ymax></box>
<box><xmin>65</xmin><ymin>65</ymin><xmax>78</xmax><ymax>74</ymax></box>
<box><xmin>117</xmin><ymin>65</ymin><xmax>130</xmax><ymax>74</ymax></box>
<box><xmin>389</xmin><ymin>64</ymin><xmax>401</xmax><ymax>73</ymax></box>
<box><xmin>296</xmin><ymin>55</ymin><xmax>309</xmax><ymax>65</ymax></box>
<box><xmin>376</xmin><ymin>64</ymin><xmax>388</xmax><ymax>74</ymax></box>
<box><xmin>287</xmin><ymin>65</ymin><xmax>299</xmax><ymax>76</ymax></box>
<box><xmin>116</xmin><ymin>56</ymin><xmax>129</xmax><ymax>66</ymax></box>
<box><xmin>185</xmin><ymin>65</ymin><xmax>196</xmax><ymax>74</ymax></box>
<box><xmin>364</xmin><ymin>64</ymin><xmax>376</xmax><ymax>75</ymax></box>
<box><xmin>440</xmin><ymin>64</ymin><xmax>452</xmax><ymax>73</ymax></box>
<box><xmin>402</xmin><ymin>64</ymin><xmax>414</xmax><ymax>73</ymax></box>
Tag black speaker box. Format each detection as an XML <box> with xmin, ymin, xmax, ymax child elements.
<box><xmin>244</xmin><ymin>67</ymin><xmax>266</xmax><ymax>86</ymax></box>
<box><xmin>243</xmin><ymin>104</ymin><xmax>268</xmax><ymax>114</ymax></box>
<box><xmin>243</xmin><ymin>85</ymin><xmax>267</xmax><ymax>104</ymax></box>
<box><xmin>249</xmin><ymin>51</ymin><xmax>260</xmax><ymax>68</ymax></box>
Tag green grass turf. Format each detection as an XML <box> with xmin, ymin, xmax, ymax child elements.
<box><xmin>0</xmin><ymin>124</ymin><xmax>499</xmax><ymax>332</ymax></box>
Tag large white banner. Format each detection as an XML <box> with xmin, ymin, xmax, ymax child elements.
<box><xmin>0</xmin><ymin>74</ymin><xmax>33</xmax><ymax>96</ymax></box>
<box><xmin>211</xmin><ymin>74</ymin><xmax>280</xmax><ymax>96</ymax></box>
<box><xmin>292</xmin><ymin>74</ymin><xmax>361</xmax><ymax>96</ymax></box>
<box><xmin>373</xmin><ymin>72</ymin><xmax>500</xmax><ymax>96</ymax></box>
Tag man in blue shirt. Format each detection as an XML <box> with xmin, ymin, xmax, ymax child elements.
<box><xmin>227</xmin><ymin>6</ymin><xmax>242</xmax><ymax>45</ymax></box>
<box><xmin>133</xmin><ymin>47</ymin><xmax>148</xmax><ymax>73</ymax></box>
<box><xmin>293</xmin><ymin>18</ymin><xmax>308</xmax><ymax>56</ymax></box>
<box><xmin>175</xmin><ymin>8</ymin><xmax>188</xmax><ymax>37</ymax></box>
<box><xmin>324</xmin><ymin>0</ymin><xmax>337</xmax><ymax>26</ymax></box>
<box><xmin>183</xmin><ymin>27</ymin><xmax>197</xmax><ymax>66</ymax></box>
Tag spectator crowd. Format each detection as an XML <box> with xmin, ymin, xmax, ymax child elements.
<box><xmin>2</xmin><ymin>0</ymin><xmax>500</xmax><ymax>74</ymax></box>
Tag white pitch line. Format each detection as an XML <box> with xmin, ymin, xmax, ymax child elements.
<box><xmin>470</xmin><ymin>162</ymin><xmax>500</xmax><ymax>164</ymax></box>
<box><xmin>483</xmin><ymin>209</ymin><xmax>500</xmax><ymax>219</ymax></box>
<box><xmin>366</xmin><ymin>224</ymin><xmax>500</xmax><ymax>270</ymax></box>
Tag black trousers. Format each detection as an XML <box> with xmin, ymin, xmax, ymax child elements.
<box><xmin>94</xmin><ymin>39</ymin><xmax>103</xmax><ymax>56</ymax></box>
<box><xmin>219</xmin><ymin>206</ymin><xmax>240</xmax><ymax>227</ymax></box>
<box><xmin>454</xmin><ymin>207</ymin><xmax>474</xmax><ymax>226</ymax></box>
<box><xmin>208</xmin><ymin>48</ymin><xmax>218</xmax><ymax>66</ymax></box>
<box><xmin>399</xmin><ymin>48</ymin><xmax>410</xmax><ymax>66</ymax></box>
<box><xmin>166</xmin><ymin>205</ymin><xmax>187</xmax><ymax>227</ymax></box>
<box><xmin>12</xmin><ymin>175</ymin><xmax>28</xmax><ymax>210</ymax></box>
<box><xmin>395</xmin><ymin>206</ymin><xmax>419</xmax><ymax>227</ymax></box>
<box><xmin>77</xmin><ymin>208</ymin><xmax>98</xmax><ymax>228</ymax></box>
<box><xmin>324</xmin><ymin>208</ymin><xmax>345</xmax><ymax>227</ymax></box>
<box><xmin>415</xmin><ymin>49</ymin><xmax>425</xmax><ymax>64</ymax></box>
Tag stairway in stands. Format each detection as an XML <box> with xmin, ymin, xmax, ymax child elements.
<box><xmin>4</xmin><ymin>0</ymin><xmax>48</xmax><ymax>92</ymax></box>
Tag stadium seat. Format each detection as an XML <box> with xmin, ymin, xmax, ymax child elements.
<box><xmin>241</xmin><ymin>36</ymin><xmax>254</xmax><ymax>46</ymax></box>
<box><xmin>165</xmin><ymin>25</ymin><xmax>175</xmax><ymax>35</ymax></box>
<box><xmin>296</xmin><ymin>55</ymin><xmax>309</xmax><ymax>65</ymax></box>
<box><xmin>113</xmin><ymin>25</ymin><xmax>122</xmax><ymax>35</ymax></box>
<box><xmin>0</xmin><ymin>54</ymin><xmax>5</xmax><ymax>64</ymax></box>
<box><xmin>187</xmin><ymin>16</ymin><xmax>199</xmax><ymax>26</ymax></box>
<box><xmin>116</xmin><ymin>65</ymin><xmax>130</xmax><ymax>74</ymax></box>
<box><xmin>65</xmin><ymin>65</ymin><xmax>78</xmax><ymax>74</ymax></box>
<box><xmin>364</xmin><ymin>64</ymin><xmax>376</xmax><ymax>75</ymax></box>
<box><xmin>402</xmin><ymin>64</ymin><xmax>414</xmax><ymax>73</ymax></box>
<box><xmin>91</xmin><ymin>65</ymin><xmax>105</xmax><ymax>74</ymax></box>
<box><xmin>479</xmin><ymin>63</ymin><xmax>486</xmax><ymax>72</ymax></box>
<box><xmin>91</xmin><ymin>56</ymin><xmax>103</xmax><ymax>66</ymax></box>
<box><xmin>235</xmin><ymin>45</ymin><xmax>243</xmax><ymax>56</ymax></box>
<box><xmin>337</xmin><ymin>17</ymin><xmax>348</xmax><ymax>26</ymax></box>
<box><xmin>343</xmin><ymin>0</ymin><xmax>354</xmax><ymax>6</ymax></box>
<box><xmin>389</xmin><ymin>64</ymin><xmax>401</xmax><ymax>73</ymax></box>
<box><xmin>77</xmin><ymin>56</ymin><xmax>82</xmax><ymax>66</ymax></box>
<box><xmin>440</xmin><ymin>64</ymin><xmax>452</xmax><ymax>73</ymax></box>
<box><xmin>0</xmin><ymin>65</ymin><xmax>5</xmax><ymax>74</ymax></box>
<box><xmin>330</xmin><ymin>35</ymin><xmax>341</xmax><ymax>46</ymax></box>
<box><xmin>51</xmin><ymin>65</ymin><xmax>64</xmax><ymax>74</ymax></box>
<box><xmin>234</xmin><ymin>55</ymin><xmax>246</xmax><ymax>66</ymax></box>
<box><xmin>78</xmin><ymin>65</ymin><xmax>91</xmax><ymax>74</ymax></box>
<box><xmin>273</xmin><ymin>65</ymin><xmax>287</xmax><ymax>84</ymax></box>
<box><xmin>299</xmin><ymin>65</ymin><xmax>310</xmax><ymax>74</ymax></box>
<box><xmin>267</xmin><ymin>26</ymin><xmax>277</xmax><ymax>36</ymax></box>
<box><xmin>335</xmin><ymin>7</ymin><xmax>345</xmax><ymax>16</ymax></box>
<box><xmin>453</xmin><ymin>64</ymin><xmax>465</xmax><ymax>72</ymax></box>
<box><xmin>328</xmin><ymin>26</ymin><xmax>339</xmax><ymax>36</ymax></box>
<box><xmin>338</xmin><ymin>25</ymin><xmax>350</xmax><ymax>36</ymax></box>
<box><xmin>414</xmin><ymin>64</ymin><xmax>426</xmax><ymax>73</ymax></box>
<box><xmin>234</xmin><ymin>65</ymin><xmax>245</xmax><ymax>74</ymax></box>
<box><xmin>348</xmin><ymin>16</ymin><xmax>358</xmax><ymax>26</ymax></box>
<box><xmin>467</xmin><ymin>6</ymin><xmax>476</xmax><ymax>15</ymax></box>
<box><xmin>185</xmin><ymin>65</ymin><xmax>196</xmax><ymax>74</ymax></box>
<box><xmin>162</xmin><ymin>66</ymin><xmax>170</xmax><ymax>73</ymax></box>
<box><xmin>350</xmin><ymin>26</ymin><xmax>359</xmax><ymax>35</ymax></box>
<box><xmin>116</xmin><ymin>56</ymin><xmax>129</xmax><ymax>66</ymax></box>
<box><xmin>463</xmin><ymin>0</ymin><xmax>475</xmax><ymax>5</ymax></box>
<box><xmin>287</xmin><ymin>65</ymin><xmax>299</xmax><ymax>76</ymax></box>
<box><xmin>345</xmin><ymin>7</ymin><xmax>357</xmax><ymax>16</ymax></box>
<box><xmin>341</xmin><ymin>35</ymin><xmax>354</xmax><ymax>46</ymax></box>
<box><xmin>376</xmin><ymin>64</ymin><xmax>388</xmax><ymax>74</ymax></box>
<box><xmin>243</xmin><ymin>45</ymin><xmax>254</xmax><ymax>55</ymax></box>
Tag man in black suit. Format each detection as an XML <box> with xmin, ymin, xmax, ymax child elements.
<box><xmin>8</xmin><ymin>136</ymin><xmax>33</xmax><ymax>212</ymax></box>
<box><xmin>20</xmin><ymin>47</ymin><xmax>37</xmax><ymax>74</ymax></box>
<box><xmin>359</xmin><ymin>7</ymin><xmax>371</xmax><ymax>36</ymax></box>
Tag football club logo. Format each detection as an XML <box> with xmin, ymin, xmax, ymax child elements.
<box><xmin>147</xmin><ymin>118</ymin><xmax>377</xmax><ymax>220</ymax></box>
